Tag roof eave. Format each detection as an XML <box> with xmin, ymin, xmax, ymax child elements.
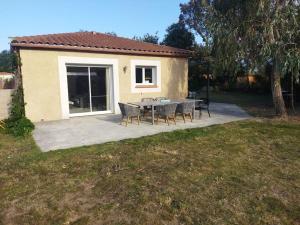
<box><xmin>11</xmin><ymin>43</ymin><xmax>191</xmax><ymax>58</ymax></box>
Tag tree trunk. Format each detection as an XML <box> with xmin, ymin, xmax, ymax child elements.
<box><xmin>270</xmin><ymin>68</ymin><xmax>288</xmax><ymax>118</ymax></box>
<box><xmin>290</xmin><ymin>74</ymin><xmax>295</xmax><ymax>113</ymax></box>
<box><xmin>268</xmin><ymin>23</ymin><xmax>288</xmax><ymax>118</ymax></box>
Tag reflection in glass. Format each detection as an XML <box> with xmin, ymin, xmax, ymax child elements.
<box><xmin>145</xmin><ymin>68</ymin><xmax>153</xmax><ymax>83</ymax></box>
<box><xmin>135</xmin><ymin>67</ymin><xmax>143</xmax><ymax>83</ymax></box>
<box><xmin>67</xmin><ymin>67</ymin><xmax>90</xmax><ymax>114</ymax></box>
<box><xmin>67</xmin><ymin>66</ymin><xmax>111</xmax><ymax>114</ymax></box>
<box><xmin>90</xmin><ymin>67</ymin><xmax>110</xmax><ymax>111</ymax></box>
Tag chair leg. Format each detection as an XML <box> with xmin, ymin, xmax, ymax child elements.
<box><xmin>182</xmin><ymin>114</ymin><xmax>186</xmax><ymax>123</ymax></box>
<box><xmin>189</xmin><ymin>113</ymin><xmax>193</xmax><ymax>122</ymax></box>
<box><xmin>207</xmin><ymin>107</ymin><xmax>211</xmax><ymax>117</ymax></box>
<box><xmin>120</xmin><ymin>116</ymin><xmax>124</xmax><ymax>125</ymax></box>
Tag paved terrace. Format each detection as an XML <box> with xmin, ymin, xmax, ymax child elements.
<box><xmin>33</xmin><ymin>103</ymin><xmax>251</xmax><ymax>152</ymax></box>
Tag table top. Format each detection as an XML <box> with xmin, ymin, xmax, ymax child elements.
<box><xmin>129</xmin><ymin>99</ymin><xmax>203</xmax><ymax>107</ymax></box>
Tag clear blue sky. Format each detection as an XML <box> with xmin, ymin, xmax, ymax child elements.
<box><xmin>0</xmin><ymin>0</ymin><xmax>191</xmax><ymax>51</ymax></box>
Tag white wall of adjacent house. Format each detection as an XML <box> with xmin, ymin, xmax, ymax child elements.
<box><xmin>0</xmin><ymin>89</ymin><xmax>13</xmax><ymax>120</ymax></box>
<box><xmin>0</xmin><ymin>74</ymin><xmax>15</xmax><ymax>89</ymax></box>
<box><xmin>0</xmin><ymin>74</ymin><xmax>14</xmax><ymax>80</ymax></box>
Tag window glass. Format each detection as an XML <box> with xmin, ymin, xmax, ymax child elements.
<box><xmin>145</xmin><ymin>68</ymin><xmax>153</xmax><ymax>83</ymax></box>
<box><xmin>135</xmin><ymin>67</ymin><xmax>143</xmax><ymax>83</ymax></box>
<box><xmin>67</xmin><ymin>66</ymin><xmax>89</xmax><ymax>76</ymax></box>
<box><xmin>67</xmin><ymin>66</ymin><xmax>90</xmax><ymax>113</ymax></box>
<box><xmin>67</xmin><ymin>66</ymin><xmax>111</xmax><ymax>114</ymax></box>
<box><xmin>90</xmin><ymin>67</ymin><xmax>108</xmax><ymax>111</ymax></box>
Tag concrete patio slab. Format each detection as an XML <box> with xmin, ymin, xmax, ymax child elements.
<box><xmin>33</xmin><ymin>103</ymin><xmax>251</xmax><ymax>152</ymax></box>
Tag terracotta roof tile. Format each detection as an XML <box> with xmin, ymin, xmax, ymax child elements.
<box><xmin>11</xmin><ymin>32</ymin><xmax>191</xmax><ymax>57</ymax></box>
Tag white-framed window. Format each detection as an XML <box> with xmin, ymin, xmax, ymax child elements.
<box><xmin>131</xmin><ymin>60</ymin><xmax>161</xmax><ymax>93</ymax></box>
<box><xmin>58</xmin><ymin>56</ymin><xmax>120</xmax><ymax>119</ymax></box>
<box><xmin>135</xmin><ymin>66</ymin><xmax>156</xmax><ymax>85</ymax></box>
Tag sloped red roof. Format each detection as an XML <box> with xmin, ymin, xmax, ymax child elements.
<box><xmin>11</xmin><ymin>32</ymin><xmax>191</xmax><ymax>57</ymax></box>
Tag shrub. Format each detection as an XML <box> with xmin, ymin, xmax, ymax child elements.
<box><xmin>5</xmin><ymin>83</ymin><xmax>34</xmax><ymax>137</ymax></box>
<box><xmin>5</xmin><ymin>117</ymin><xmax>34</xmax><ymax>137</ymax></box>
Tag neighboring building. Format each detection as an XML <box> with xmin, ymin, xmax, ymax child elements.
<box><xmin>236</xmin><ymin>74</ymin><xmax>257</xmax><ymax>86</ymax></box>
<box><xmin>0</xmin><ymin>72</ymin><xmax>14</xmax><ymax>120</ymax></box>
<box><xmin>0</xmin><ymin>72</ymin><xmax>15</xmax><ymax>89</ymax></box>
<box><xmin>10</xmin><ymin>32</ymin><xmax>190</xmax><ymax>122</ymax></box>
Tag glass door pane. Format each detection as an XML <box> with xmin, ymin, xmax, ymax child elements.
<box><xmin>90</xmin><ymin>67</ymin><xmax>110</xmax><ymax>112</ymax></box>
<box><xmin>67</xmin><ymin>66</ymin><xmax>90</xmax><ymax>114</ymax></box>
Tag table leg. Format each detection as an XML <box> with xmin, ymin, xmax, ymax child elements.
<box><xmin>192</xmin><ymin>101</ymin><xmax>195</xmax><ymax>119</ymax></box>
<box><xmin>152</xmin><ymin>105</ymin><xmax>155</xmax><ymax>125</ymax></box>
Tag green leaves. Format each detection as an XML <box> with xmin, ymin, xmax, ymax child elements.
<box><xmin>161</xmin><ymin>22</ymin><xmax>195</xmax><ymax>50</ymax></box>
<box><xmin>0</xmin><ymin>50</ymin><xmax>17</xmax><ymax>73</ymax></box>
<box><xmin>181</xmin><ymin>0</ymin><xmax>300</xmax><ymax>80</ymax></box>
<box><xmin>4</xmin><ymin>53</ymin><xmax>35</xmax><ymax>137</ymax></box>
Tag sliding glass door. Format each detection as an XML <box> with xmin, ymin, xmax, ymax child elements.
<box><xmin>67</xmin><ymin>65</ymin><xmax>112</xmax><ymax>115</ymax></box>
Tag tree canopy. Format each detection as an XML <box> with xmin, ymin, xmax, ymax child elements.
<box><xmin>161</xmin><ymin>21</ymin><xmax>195</xmax><ymax>49</ymax></box>
<box><xmin>181</xmin><ymin>0</ymin><xmax>300</xmax><ymax>77</ymax></box>
<box><xmin>180</xmin><ymin>0</ymin><xmax>300</xmax><ymax>117</ymax></box>
<box><xmin>0</xmin><ymin>50</ymin><xmax>16</xmax><ymax>73</ymax></box>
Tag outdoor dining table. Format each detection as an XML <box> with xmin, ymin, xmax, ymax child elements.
<box><xmin>129</xmin><ymin>99</ymin><xmax>203</xmax><ymax>125</ymax></box>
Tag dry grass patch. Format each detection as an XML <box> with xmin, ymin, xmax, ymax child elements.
<box><xmin>0</xmin><ymin>119</ymin><xmax>299</xmax><ymax>224</ymax></box>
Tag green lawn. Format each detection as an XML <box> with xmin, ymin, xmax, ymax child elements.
<box><xmin>0</xmin><ymin>92</ymin><xmax>300</xmax><ymax>225</ymax></box>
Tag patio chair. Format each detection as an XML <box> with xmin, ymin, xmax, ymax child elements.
<box><xmin>155</xmin><ymin>103</ymin><xmax>177</xmax><ymax>125</ymax></box>
<box><xmin>176</xmin><ymin>101</ymin><xmax>194</xmax><ymax>123</ymax></box>
<box><xmin>196</xmin><ymin>98</ymin><xmax>211</xmax><ymax>117</ymax></box>
<box><xmin>187</xmin><ymin>91</ymin><xmax>211</xmax><ymax>118</ymax></box>
<box><xmin>118</xmin><ymin>103</ymin><xmax>141</xmax><ymax>126</ymax></box>
<box><xmin>141</xmin><ymin>98</ymin><xmax>154</xmax><ymax>117</ymax></box>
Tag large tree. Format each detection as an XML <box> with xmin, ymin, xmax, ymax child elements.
<box><xmin>181</xmin><ymin>0</ymin><xmax>300</xmax><ymax>118</ymax></box>
<box><xmin>161</xmin><ymin>21</ymin><xmax>195</xmax><ymax>49</ymax></box>
<box><xmin>0</xmin><ymin>50</ymin><xmax>15</xmax><ymax>73</ymax></box>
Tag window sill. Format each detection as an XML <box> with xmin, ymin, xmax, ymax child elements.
<box><xmin>135</xmin><ymin>84</ymin><xmax>158</xmax><ymax>88</ymax></box>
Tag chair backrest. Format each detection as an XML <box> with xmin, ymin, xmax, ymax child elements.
<box><xmin>177</xmin><ymin>101</ymin><xmax>194</xmax><ymax>114</ymax></box>
<box><xmin>188</xmin><ymin>90</ymin><xmax>203</xmax><ymax>98</ymax></box>
<box><xmin>188</xmin><ymin>91</ymin><xmax>197</xmax><ymax>99</ymax></box>
<box><xmin>200</xmin><ymin>97</ymin><xmax>209</xmax><ymax>105</ymax></box>
<box><xmin>141</xmin><ymin>98</ymin><xmax>154</xmax><ymax>102</ymax></box>
<box><xmin>157</xmin><ymin>103</ymin><xmax>177</xmax><ymax>116</ymax></box>
<box><xmin>119</xmin><ymin>102</ymin><xmax>140</xmax><ymax>117</ymax></box>
<box><xmin>155</xmin><ymin>97</ymin><xmax>167</xmax><ymax>101</ymax></box>
<box><xmin>118</xmin><ymin>102</ymin><xmax>127</xmax><ymax>116</ymax></box>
